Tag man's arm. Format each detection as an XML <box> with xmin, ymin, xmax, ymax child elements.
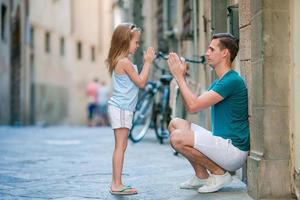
<box><xmin>176</xmin><ymin>77</ymin><xmax>223</xmax><ymax>113</ymax></box>
<box><xmin>167</xmin><ymin>53</ymin><xmax>223</xmax><ymax>113</ymax></box>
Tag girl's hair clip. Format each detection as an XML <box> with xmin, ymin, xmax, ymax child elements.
<box><xmin>130</xmin><ymin>25</ymin><xmax>142</xmax><ymax>32</ymax></box>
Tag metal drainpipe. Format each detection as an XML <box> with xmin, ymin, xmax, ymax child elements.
<box><xmin>193</xmin><ymin>0</ymin><xmax>207</xmax><ymax>127</ymax></box>
<box><xmin>192</xmin><ymin>0</ymin><xmax>198</xmax><ymax>81</ymax></box>
<box><xmin>163</xmin><ymin>0</ymin><xmax>168</xmax><ymax>39</ymax></box>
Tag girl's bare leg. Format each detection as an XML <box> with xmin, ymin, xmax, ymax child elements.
<box><xmin>111</xmin><ymin>128</ymin><xmax>136</xmax><ymax>192</ymax></box>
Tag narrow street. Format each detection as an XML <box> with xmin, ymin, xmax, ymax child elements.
<box><xmin>0</xmin><ymin>126</ymin><xmax>252</xmax><ymax>200</ymax></box>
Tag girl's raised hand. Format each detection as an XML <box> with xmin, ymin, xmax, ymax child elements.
<box><xmin>144</xmin><ymin>47</ymin><xmax>155</xmax><ymax>64</ymax></box>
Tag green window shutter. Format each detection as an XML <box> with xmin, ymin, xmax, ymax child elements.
<box><xmin>227</xmin><ymin>4</ymin><xmax>239</xmax><ymax>39</ymax></box>
<box><xmin>211</xmin><ymin>0</ymin><xmax>227</xmax><ymax>34</ymax></box>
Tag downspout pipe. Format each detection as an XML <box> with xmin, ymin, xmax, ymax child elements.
<box><xmin>192</xmin><ymin>0</ymin><xmax>199</xmax><ymax>80</ymax></box>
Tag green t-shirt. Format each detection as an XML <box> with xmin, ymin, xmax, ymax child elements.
<box><xmin>209</xmin><ymin>70</ymin><xmax>250</xmax><ymax>151</ymax></box>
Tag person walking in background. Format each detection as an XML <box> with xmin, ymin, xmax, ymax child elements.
<box><xmin>96</xmin><ymin>81</ymin><xmax>110</xmax><ymax>126</ymax></box>
<box><xmin>106</xmin><ymin>23</ymin><xmax>155</xmax><ymax>195</ymax></box>
<box><xmin>167</xmin><ymin>33</ymin><xmax>249</xmax><ymax>193</ymax></box>
<box><xmin>86</xmin><ymin>78</ymin><xmax>100</xmax><ymax>127</ymax></box>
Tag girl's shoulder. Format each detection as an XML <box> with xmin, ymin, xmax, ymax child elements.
<box><xmin>115</xmin><ymin>57</ymin><xmax>133</xmax><ymax>74</ymax></box>
<box><xmin>117</xmin><ymin>57</ymin><xmax>132</xmax><ymax>67</ymax></box>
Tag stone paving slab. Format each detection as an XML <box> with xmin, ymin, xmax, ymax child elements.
<box><xmin>0</xmin><ymin>126</ymin><xmax>253</xmax><ymax>200</ymax></box>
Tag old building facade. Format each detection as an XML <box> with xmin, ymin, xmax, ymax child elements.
<box><xmin>0</xmin><ymin>0</ymin><xmax>113</xmax><ymax>125</ymax></box>
<box><xmin>1</xmin><ymin>0</ymin><xmax>300</xmax><ymax>199</ymax></box>
<box><xmin>29</xmin><ymin>0</ymin><xmax>113</xmax><ymax>125</ymax></box>
<box><xmin>124</xmin><ymin>0</ymin><xmax>300</xmax><ymax>199</ymax></box>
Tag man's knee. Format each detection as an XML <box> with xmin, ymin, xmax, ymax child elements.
<box><xmin>170</xmin><ymin>129</ymin><xmax>185</xmax><ymax>149</ymax></box>
<box><xmin>168</xmin><ymin>118</ymin><xmax>189</xmax><ymax>132</ymax></box>
<box><xmin>168</xmin><ymin>118</ymin><xmax>180</xmax><ymax>132</ymax></box>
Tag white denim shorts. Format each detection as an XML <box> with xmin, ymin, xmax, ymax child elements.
<box><xmin>108</xmin><ymin>105</ymin><xmax>134</xmax><ymax>129</ymax></box>
<box><xmin>191</xmin><ymin>123</ymin><xmax>248</xmax><ymax>171</ymax></box>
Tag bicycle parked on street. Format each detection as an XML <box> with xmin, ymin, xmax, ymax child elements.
<box><xmin>129</xmin><ymin>52</ymin><xmax>206</xmax><ymax>144</ymax></box>
<box><xmin>129</xmin><ymin>60</ymin><xmax>173</xmax><ymax>144</ymax></box>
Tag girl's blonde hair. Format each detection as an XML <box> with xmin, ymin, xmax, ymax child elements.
<box><xmin>106</xmin><ymin>23</ymin><xmax>141</xmax><ymax>76</ymax></box>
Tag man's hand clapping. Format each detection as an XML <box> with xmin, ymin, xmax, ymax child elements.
<box><xmin>167</xmin><ymin>52</ymin><xmax>187</xmax><ymax>81</ymax></box>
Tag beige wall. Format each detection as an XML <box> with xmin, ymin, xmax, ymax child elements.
<box><xmin>30</xmin><ymin>0</ymin><xmax>72</xmax><ymax>35</ymax></box>
<box><xmin>292</xmin><ymin>0</ymin><xmax>300</xmax><ymax>174</ymax></box>
<box><xmin>72</xmin><ymin>0</ymin><xmax>100</xmax><ymax>44</ymax></box>
<box><xmin>68</xmin><ymin>0</ymin><xmax>112</xmax><ymax>124</ymax></box>
<box><xmin>29</xmin><ymin>0</ymin><xmax>112</xmax><ymax>125</ymax></box>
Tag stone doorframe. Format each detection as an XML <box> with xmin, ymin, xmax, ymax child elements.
<box><xmin>240</xmin><ymin>0</ymin><xmax>294</xmax><ymax>199</ymax></box>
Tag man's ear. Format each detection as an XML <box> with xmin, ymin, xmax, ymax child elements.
<box><xmin>222</xmin><ymin>48</ymin><xmax>230</xmax><ymax>59</ymax></box>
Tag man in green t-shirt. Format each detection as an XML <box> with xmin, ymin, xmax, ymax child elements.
<box><xmin>167</xmin><ymin>33</ymin><xmax>249</xmax><ymax>193</ymax></box>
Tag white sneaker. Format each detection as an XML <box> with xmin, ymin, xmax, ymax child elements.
<box><xmin>198</xmin><ymin>172</ymin><xmax>232</xmax><ymax>193</ymax></box>
<box><xmin>180</xmin><ymin>176</ymin><xmax>207</xmax><ymax>189</ymax></box>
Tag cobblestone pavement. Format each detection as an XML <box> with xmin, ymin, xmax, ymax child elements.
<box><xmin>0</xmin><ymin>126</ymin><xmax>253</xmax><ymax>200</ymax></box>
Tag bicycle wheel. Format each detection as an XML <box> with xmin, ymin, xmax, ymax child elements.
<box><xmin>154</xmin><ymin>85</ymin><xmax>172</xmax><ymax>144</ymax></box>
<box><xmin>154</xmin><ymin>104</ymin><xmax>171</xmax><ymax>144</ymax></box>
<box><xmin>129</xmin><ymin>94</ymin><xmax>154</xmax><ymax>143</ymax></box>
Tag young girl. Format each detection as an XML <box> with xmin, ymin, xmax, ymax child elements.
<box><xmin>106</xmin><ymin>23</ymin><xmax>155</xmax><ymax>195</ymax></box>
